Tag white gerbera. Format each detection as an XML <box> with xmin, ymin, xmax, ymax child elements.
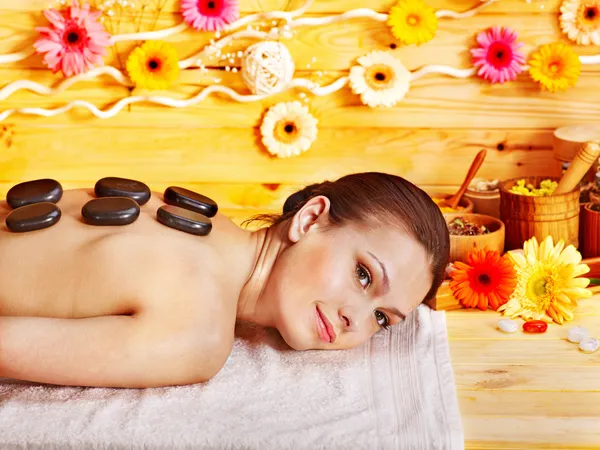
<box><xmin>348</xmin><ymin>50</ymin><xmax>411</xmax><ymax>108</ymax></box>
<box><xmin>560</xmin><ymin>0</ymin><xmax>600</xmax><ymax>45</ymax></box>
<box><xmin>260</xmin><ymin>101</ymin><xmax>318</xmax><ymax>158</ymax></box>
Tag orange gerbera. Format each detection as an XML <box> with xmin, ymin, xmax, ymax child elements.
<box><xmin>449</xmin><ymin>247</ymin><xmax>517</xmax><ymax>311</ymax></box>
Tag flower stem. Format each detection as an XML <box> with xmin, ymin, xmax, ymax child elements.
<box><xmin>589</xmin><ymin>278</ymin><xmax>600</xmax><ymax>286</ymax></box>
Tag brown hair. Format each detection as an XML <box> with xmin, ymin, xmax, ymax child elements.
<box><xmin>247</xmin><ymin>172</ymin><xmax>450</xmax><ymax>303</ymax></box>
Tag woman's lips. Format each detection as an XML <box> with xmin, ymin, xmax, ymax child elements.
<box><xmin>315</xmin><ymin>305</ymin><xmax>337</xmax><ymax>344</ymax></box>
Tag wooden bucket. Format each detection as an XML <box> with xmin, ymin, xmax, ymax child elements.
<box><xmin>500</xmin><ymin>177</ymin><xmax>580</xmax><ymax>250</ymax></box>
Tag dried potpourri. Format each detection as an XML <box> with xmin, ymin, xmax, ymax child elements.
<box><xmin>447</xmin><ymin>216</ymin><xmax>490</xmax><ymax>236</ymax></box>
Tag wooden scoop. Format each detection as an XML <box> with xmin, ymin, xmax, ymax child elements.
<box><xmin>440</xmin><ymin>149</ymin><xmax>487</xmax><ymax>211</ymax></box>
<box><xmin>554</xmin><ymin>141</ymin><xmax>600</xmax><ymax>195</ymax></box>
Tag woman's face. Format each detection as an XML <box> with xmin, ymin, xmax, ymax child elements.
<box><xmin>262</xmin><ymin>196</ymin><xmax>433</xmax><ymax>351</ymax></box>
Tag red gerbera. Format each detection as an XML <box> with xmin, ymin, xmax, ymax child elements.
<box><xmin>449</xmin><ymin>247</ymin><xmax>517</xmax><ymax>311</ymax></box>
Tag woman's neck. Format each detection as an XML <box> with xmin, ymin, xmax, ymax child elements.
<box><xmin>236</xmin><ymin>223</ymin><xmax>287</xmax><ymax>328</ymax></box>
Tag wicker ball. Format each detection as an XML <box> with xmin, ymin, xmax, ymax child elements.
<box><xmin>241</xmin><ymin>41</ymin><xmax>295</xmax><ymax>96</ymax></box>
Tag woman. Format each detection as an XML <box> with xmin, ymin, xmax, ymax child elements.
<box><xmin>0</xmin><ymin>172</ymin><xmax>450</xmax><ymax>388</ymax></box>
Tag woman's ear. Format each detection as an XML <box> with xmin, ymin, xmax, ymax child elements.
<box><xmin>288</xmin><ymin>195</ymin><xmax>331</xmax><ymax>243</ymax></box>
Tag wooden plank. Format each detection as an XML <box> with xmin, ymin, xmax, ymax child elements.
<box><xmin>458</xmin><ymin>391</ymin><xmax>600</xmax><ymax>417</ymax></box>
<box><xmin>463</xmin><ymin>417</ymin><xmax>600</xmax><ymax>449</ymax></box>
<box><xmin>2</xmin><ymin>12</ymin><xmax>600</xmax><ymax>72</ymax></box>
<box><xmin>448</xmin><ymin>338</ymin><xmax>600</xmax><ymax>366</ymax></box>
<box><xmin>0</xmin><ymin>0</ymin><xmax>567</xmax><ymax>15</ymax></box>
<box><xmin>0</xmin><ymin>127</ymin><xmax>559</xmax><ymax>185</ymax></box>
<box><xmin>454</xmin><ymin>365</ymin><xmax>600</xmax><ymax>392</ymax></box>
<box><xmin>1</xmin><ymin>67</ymin><xmax>599</xmax><ymax>129</ymax></box>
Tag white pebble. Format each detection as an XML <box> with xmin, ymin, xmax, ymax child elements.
<box><xmin>568</xmin><ymin>326</ymin><xmax>588</xmax><ymax>343</ymax></box>
<box><xmin>497</xmin><ymin>319</ymin><xmax>518</xmax><ymax>333</ymax></box>
<box><xmin>579</xmin><ymin>337</ymin><xmax>599</xmax><ymax>353</ymax></box>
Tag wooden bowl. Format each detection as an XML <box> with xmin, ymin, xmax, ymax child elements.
<box><xmin>445</xmin><ymin>213</ymin><xmax>505</xmax><ymax>263</ymax></box>
<box><xmin>424</xmin><ymin>188</ymin><xmax>474</xmax><ymax>214</ymax></box>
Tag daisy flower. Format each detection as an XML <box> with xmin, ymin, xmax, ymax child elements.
<box><xmin>181</xmin><ymin>0</ymin><xmax>239</xmax><ymax>32</ymax></box>
<box><xmin>498</xmin><ymin>236</ymin><xmax>592</xmax><ymax>324</ymax></box>
<box><xmin>348</xmin><ymin>51</ymin><xmax>411</xmax><ymax>108</ymax></box>
<box><xmin>387</xmin><ymin>0</ymin><xmax>438</xmax><ymax>46</ymax></box>
<box><xmin>34</xmin><ymin>1</ymin><xmax>111</xmax><ymax>77</ymax></box>
<box><xmin>560</xmin><ymin>0</ymin><xmax>600</xmax><ymax>46</ymax></box>
<box><xmin>529</xmin><ymin>43</ymin><xmax>581</xmax><ymax>93</ymax></box>
<box><xmin>449</xmin><ymin>247</ymin><xmax>517</xmax><ymax>311</ymax></box>
<box><xmin>260</xmin><ymin>101</ymin><xmax>318</xmax><ymax>158</ymax></box>
<box><xmin>470</xmin><ymin>27</ymin><xmax>526</xmax><ymax>84</ymax></box>
<box><xmin>126</xmin><ymin>41</ymin><xmax>180</xmax><ymax>90</ymax></box>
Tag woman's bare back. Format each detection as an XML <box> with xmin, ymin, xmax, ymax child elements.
<box><xmin>0</xmin><ymin>188</ymin><xmax>252</xmax><ymax>388</ymax></box>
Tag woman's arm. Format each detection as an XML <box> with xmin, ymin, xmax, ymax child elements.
<box><xmin>0</xmin><ymin>313</ymin><xmax>222</xmax><ymax>388</ymax></box>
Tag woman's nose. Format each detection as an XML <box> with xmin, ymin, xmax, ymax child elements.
<box><xmin>338</xmin><ymin>306</ymin><xmax>361</xmax><ymax>331</ymax></box>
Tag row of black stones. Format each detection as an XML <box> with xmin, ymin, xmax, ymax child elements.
<box><xmin>5</xmin><ymin>178</ymin><xmax>218</xmax><ymax>236</ymax></box>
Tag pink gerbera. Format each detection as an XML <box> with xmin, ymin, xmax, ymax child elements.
<box><xmin>34</xmin><ymin>1</ymin><xmax>111</xmax><ymax>78</ymax></box>
<box><xmin>181</xmin><ymin>0</ymin><xmax>239</xmax><ymax>32</ymax></box>
<box><xmin>470</xmin><ymin>26</ymin><xmax>526</xmax><ymax>84</ymax></box>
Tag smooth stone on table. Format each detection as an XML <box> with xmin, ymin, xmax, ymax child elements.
<box><xmin>163</xmin><ymin>186</ymin><xmax>218</xmax><ymax>218</ymax></box>
<box><xmin>579</xmin><ymin>337</ymin><xmax>599</xmax><ymax>353</ymax></box>
<box><xmin>81</xmin><ymin>197</ymin><xmax>141</xmax><ymax>226</ymax></box>
<box><xmin>497</xmin><ymin>319</ymin><xmax>518</xmax><ymax>333</ymax></box>
<box><xmin>94</xmin><ymin>177</ymin><xmax>151</xmax><ymax>206</ymax></box>
<box><xmin>5</xmin><ymin>202</ymin><xmax>61</xmax><ymax>232</ymax></box>
<box><xmin>567</xmin><ymin>326</ymin><xmax>589</xmax><ymax>343</ymax></box>
<box><xmin>522</xmin><ymin>320</ymin><xmax>548</xmax><ymax>333</ymax></box>
<box><xmin>157</xmin><ymin>205</ymin><xmax>212</xmax><ymax>236</ymax></box>
<box><xmin>6</xmin><ymin>179</ymin><xmax>63</xmax><ymax>209</ymax></box>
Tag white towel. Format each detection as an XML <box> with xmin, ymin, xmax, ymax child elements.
<box><xmin>0</xmin><ymin>306</ymin><xmax>463</xmax><ymax>450</ymax></box>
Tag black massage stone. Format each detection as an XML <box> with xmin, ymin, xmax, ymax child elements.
<box><xmin>6</xmin><ymin>202</ymin><xmax>61</xmax><ymax>233</ymax></box>
<box><xmin>6</xmin><ymin>179</ymin><xmax>63</xmax><ymax>209</ymax></box>
<box><xmin>82</xmin><ymin>197</ymin><xmax>140</xmax><ymax>226</ymax></box>
<box><xmin>94</xmin><ymin>177</ymin><xmax>151</xmax><ymax>206</ymax></box>
<box><xmin>157</xmin><ymin>205</ymin><xmax>212</xmax><ymax>236</ymax></box>
<box><xmin>163</xmin><ymin>186</ymin><xmax>218</xmax><ymax>218</ymax></box>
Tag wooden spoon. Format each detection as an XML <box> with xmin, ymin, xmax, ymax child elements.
<box><xmin>440</xmin><ymin>149</ymin><xmax>488</xmax><ymax>211</ymax></box>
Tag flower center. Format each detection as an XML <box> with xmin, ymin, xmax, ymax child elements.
<box><xmin>67</xmin><ymin>31</ymin><xmax>80</xmax><ymax>44</ymax></box>
<box><xmin>63</xmin><ymin>25</ymin><xmax>86</xmax><ymax>48</ymax></box>
<box><xmin>147</xmin><ymin>58</ymin><xmax>162</xmax><ymax>72</ymax></box>
<box><xmin>198</xmin><ymin>0</ymin><xmax>223</xmax><ymax>16</ymax></box>
<box><xmin>548</xmin><ymin>60</ymin><xmax>562</xmax><ymax>75</ymax></box>
<box><xmin>406</xmin><ymin>14</ymin><xmax>420</xmax><ymax>26</ymax></box>
<box><xmin>532</xmin><ymin>278</ymin><xmax>548</xmax><ymax>297</ymax></box>
<box><xmin>274</xmin><ymin>120</ymin><xmax>299</xmax><ymax>143</ymax></box>
<box><xmin>365</xmin><ymin>64</ymin><xmax>395</xmax><ymax>90</ymax></box>
<box><xmin>585</xmin><ymin>5</ymin><xmax>598</xmax><ymax>20</ymax></box>
<box><xmin>478</xmin><ymin>273</ymin><xmax>492</xmax><ymax>285</ymax></box>
<box><xmin>578</xmin><ymin>3</ymin><xmax>600</xmax><ymax>29</ymax></box>
<box><xmin>487</xmin><ymin>42</ymin><xmax>513</xmax><ymax>68</ymax></box>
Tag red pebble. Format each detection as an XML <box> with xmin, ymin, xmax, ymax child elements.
<box><xmin>522</xmin><ymin>320</ymin><xmax>548</xmax><ymax>333</ymax></box>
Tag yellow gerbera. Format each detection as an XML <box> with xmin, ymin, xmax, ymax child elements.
<box><xmin>126</xmin><ymin>41</ymin><xmax>180</xmax><ymax>91</ymax></box>
<box><xmin>387</xmin><ymin>0</ymin><xmax>438</xmax><ymax>45</ymax></box>
<box><xmin>498</xmin><ymin>236</ymin><xmax>592</xmax><ymax>324</ymax></box>
<box><xmin>528</xmin><ymin>42</ymin><xmax>581</xmax><ymax>93</ymax></box>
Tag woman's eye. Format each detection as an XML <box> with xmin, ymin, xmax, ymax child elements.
<box><xmin>356</xmin><ymin>264</ymin><xmax>371</xmax><ymax>288</ymax></box>
<box><xmin>374</xmin><ymin>310</ymin><xmax>390</xmax><ymax>329</ymax></box>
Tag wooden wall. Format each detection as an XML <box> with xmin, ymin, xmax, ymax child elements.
<box><xmin>0</xmin><ymin>0</ymin><xmax>598</xmax><ymax>222</ymax></box>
